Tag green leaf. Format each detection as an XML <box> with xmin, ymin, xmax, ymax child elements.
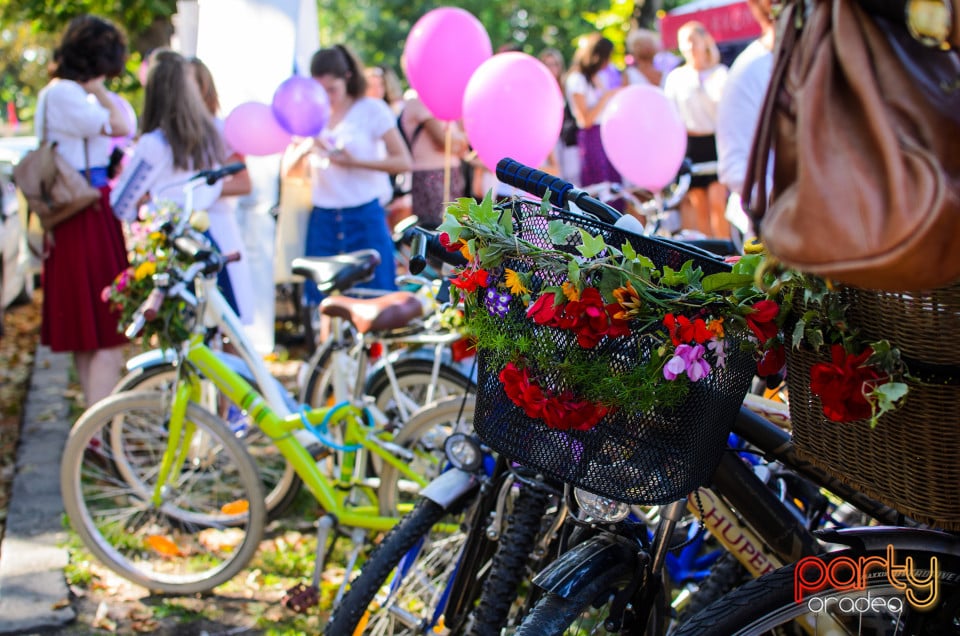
<box><xmin>869</xmin><ymin>382</ymin><xmax>909</xmax><ymax>427</ymax></box>
<box><xmin>436</xmin><ymin>213</ymin><xmax>463</xmax><ymax>243</ymax></box>
<box><xmin>791</xmin><ymin>319</ymin><xmax>806</xmax><ymax>349</ymax></box>
<box><xmin>576</xmin><ymin>229</ymin><xmax>607</xmax><ymax>259</ymax></box>
<box><xmin>497</xmin><ymin>204</ymin><xmax>514</xmax><ymax>234</ymax></box>
<box><xmin>621</xmin><ymin>240</ymin><xmax>637</xmax><ymax>261</ymax></box>
<box><xmin>477</xmin><ymin>244</ymin><xmax>502</xmax><ymax>268</ymax></box>
<box><xmin>567</xmin><ymin>259</ymin><xmax>581</xmax><ymax>286</ymax></box>
<box><xmin>806</xmin><ymin>328</ymin><xmax>825</xmax><ymax>350</ymax></box>
<box><xmin>548</xmin><ymin>220</ymin><xmax>578</xmax><ymax>245</ymax></box>
<box><xmin>472</xmin><ymin>192</ymin><xmax>500</xmax><ymax>227</ymax></box>
<box><xmin>702</xmin><ymin>272</ymin><xmax>756</xmax><ymax>293</ymax></box>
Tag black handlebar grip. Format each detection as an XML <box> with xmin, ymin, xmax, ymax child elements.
<box><xmin>496</xmin><ymin>158</ymin><xmax>574</xmax><ymax>207</ymax></box>
<box><xmin>409</xmin><ymin>231</ymin><xmax>428</xmax><ymax>275</ymax></box>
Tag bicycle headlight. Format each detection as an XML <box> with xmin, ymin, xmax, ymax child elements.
<box><xmin>574</xmin><ymin>488</ymin><xmax>630</xmax><ymax>523</ymax></box>
<box><xmin>443</xmin><ymin>433</ymin><xmax>482</xmax><ymax>472</ymax></box>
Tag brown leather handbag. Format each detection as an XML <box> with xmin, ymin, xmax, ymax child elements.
<box><xmin>743</xmin><ymin>0</ymin><xmax>960</xmax><ymax>291</ymax></box>
<box><xmin>14</xmin><ymin>93</ymin><xmax>100</xmax><ymax>232</ymax></box>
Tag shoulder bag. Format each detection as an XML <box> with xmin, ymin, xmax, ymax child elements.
<box><xmin>14</xmin><ymin>91</ymin><xmax>101</xmax><ymax>232</ymax></box>
<box><xmin>743</xmin><ymin>0</ymin><xmax>960</xmax><ymax>291</ymax></box>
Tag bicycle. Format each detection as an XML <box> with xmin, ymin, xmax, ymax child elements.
<box><xmin>60</xmin><ymin>175</ymin><xmax>474</xmax><ymax>596</ymax></box>
<box><xmin>334</xmin><ymin>159</ymin><xmax>920</xmax><ymax>636</ymax></box>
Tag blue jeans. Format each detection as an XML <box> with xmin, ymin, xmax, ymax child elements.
<box><xmin>303</xmin><ymin>199</ymin><xmax>397</xmax><ymax>305</ymax></box>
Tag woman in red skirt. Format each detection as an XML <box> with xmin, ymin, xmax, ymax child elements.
<box><xmin>36</xmin><ymin>15</ymin><xmax>132</xmax><ymax>406</ymax></box>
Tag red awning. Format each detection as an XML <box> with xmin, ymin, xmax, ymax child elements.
<box><xmin>659</xmin><ymin>0</ymin><xmax>762</xmax><ymax>49</ymax></box>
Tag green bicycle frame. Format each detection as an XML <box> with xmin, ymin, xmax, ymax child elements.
<box><xmin>152</xmin><ymin>333</ymin><xmax>428</xmax><ymax>531</ymax></box>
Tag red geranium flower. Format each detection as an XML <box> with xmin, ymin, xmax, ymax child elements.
<box><xmin>451</xmin><ymin>268</ymin><xmax>490</xmax><ymax>293</ymax></box>
<box><xmin>664</xmin><ymin>314</ymin><xmax>713</xmax><ymax>346</ymax></box>
<box><xmin>527</xmin><ymin>293</ymin><xmax>562</xmax><ymax>327</ymax></box>
<box><xmin>746</xmin><ymin>300</ymin><xmax>780</xmax><ymax>343</ymax></box>
<box><xmin>756</xmin><ymin>343</ymin><xmax>786</xmax><ymax>377</ymax></box>
<box><xmin>809</xmin><ymin>345</ymin><xmax>884</xmax><ymax>423</ymax></box>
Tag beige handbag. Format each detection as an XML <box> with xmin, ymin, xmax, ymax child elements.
<box><xmin>14</xmin><ymin>92</ymin><xmax>100</xmax><ymax>231</ymax></box>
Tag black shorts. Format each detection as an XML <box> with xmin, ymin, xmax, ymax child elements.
<box><xmin>686</xmin><ymin>134</ymin><xmax>719</xmax><ymax>190</ymax></box>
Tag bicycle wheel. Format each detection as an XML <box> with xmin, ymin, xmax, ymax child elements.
<box><xmin>365</xmin><ymin>357</ymin><xmax>474</xmax><ymax>427</ymax></box>
<box><xmin>324</xmin><ymin>498</ymin><xmax>469</xmax><ymax>636</ymax></box>
<box><xmin>114</xmin><ymin>362</ymin><xmax>301</xmax><ymax>517</ymax></box>
<box><xmin>672</xmin><ymin>545</ymin><xmax>960</xmax><ymax>636</ymax></box>
<box><xmin>466</xmin><ymin>483</ymin><xmax>553</xmax><ymax>636</ymax></box>
<box><xmin>61</xmin><ymin>391</ymin><xmax>267</xmax><ymax>595</ymax></box>
<box><xmin>377</xmin><ymin>395</ymin><xmax>476</xmax><ymax>516</ymax></box>
<box><xmin>514</xmin><ymin>561</ymin><xmax>668</xmax><ymax>636</ymax></box>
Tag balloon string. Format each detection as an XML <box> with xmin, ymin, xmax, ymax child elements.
<box><xmin>443</xmin><ymin>123</ymin><xmax>452</xmax><ymax>204</ymax></box>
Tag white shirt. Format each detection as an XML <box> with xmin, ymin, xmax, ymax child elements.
<box><xmin>716</xmin><ymin>40</ymin><xmax>774</xmax><ymax>197</ymax></box>
<box><xmin>110</xmin><ymin>130</ymin><xmax>223</xmax><ymax>222</ymax></box>
<box><xmin>663</xmin><ymin>64</ymin><xmax>729</xmax><ymax>135</ymax></box>
<box><xmin>564</xmin><ymin>71</ymin><xmax>603</xmax><ymax>110</ymax></box>
<box><xmin>309</xmin><ymin>97</ymin><xmax>396</xmax><ymax>209</ymax></box>
<box><xmin>35</xmin><ymin>79</ymin><xmax>113</xmax><ymax>169</ymax></box>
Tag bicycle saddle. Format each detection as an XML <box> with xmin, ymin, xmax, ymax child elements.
<box><xmin>291</xmin><ymin>250</ymin><xmax>381</xmax><ymax>294</ymax></box>
<box><xmin>320</xmin><ymin>291</ymin><xmax>424</xmax><ymax>334</ymax></box>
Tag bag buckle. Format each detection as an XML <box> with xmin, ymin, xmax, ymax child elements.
<box><xmin>906</xmin><ymin>0</ymin><xmax>954</xmax><ymax>49</ymax></box>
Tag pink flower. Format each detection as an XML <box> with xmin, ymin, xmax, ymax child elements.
<box><xmin>663</xmin><ymin>344</ymin><xmax>711</xmax><ymax>382</ymax></box>
<box><xmin>707</xmin><ymin>339</ymin><xmax>727</xmax><ymax>368</ymax></box>
<box><xmin>100</xmin><ymin>286</ymin><xmax>111</xmax><ymax>303</ymax></box>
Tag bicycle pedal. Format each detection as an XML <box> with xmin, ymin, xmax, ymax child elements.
<box><xmin>282</xmin><ymin>582</ymin><xmax>320</xmax><ymax>613</ymax></box>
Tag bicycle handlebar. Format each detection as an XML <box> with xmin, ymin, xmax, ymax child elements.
<box><xmin>398</xmin><ymin>225</ymin><xmax>468</xmax><ymax>274</ymax></box>
<box><xmin>495</xmin><ymin>158</ymin><xmax>620</xmax><ymax>223</ymax></box>
<box><xmin>193</xmin><ymin>162</ymin><xmax>246</xmax><ymax>186</ymax></box>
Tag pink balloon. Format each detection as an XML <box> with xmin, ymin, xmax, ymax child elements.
<box><xmin>403</xmin><ymin>8</ymin><xmax>492</xmax><ymax>121</ymax></box>
<box><xmin>272</xmin><ymin>75</ymin><xmax>330</xmax><ymax>136</ymax></box>
<box><xmin>600</xmin><ymin>86</ymin><xmax>687</xmax><ymax>191</ymax></box>
<box><xmin>223</xmin><ymin>102</ymin><xmax>292</xmax><ymax>156</ymax></box>
<box><xmin>463</xmin><ymin>53</ymin><xmax>564</xmax><ymax>173</ymax></box>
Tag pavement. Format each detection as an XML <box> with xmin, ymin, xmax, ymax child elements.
<box><xmin>0</xmin><ymin>344</ymin><xmax>76</xmax><ymax>633</ymax></box>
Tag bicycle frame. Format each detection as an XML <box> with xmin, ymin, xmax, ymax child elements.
<box><xmin>153</xmin><ymin>333</ymin><xmax>428</xmax><ymax>531</ymax></box>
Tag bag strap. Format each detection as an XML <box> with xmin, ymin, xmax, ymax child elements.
<box><xmin>40</xmin><ymin>84</ymin><xmax>92</xmax><ymax>183</ymax></box>
<box><xmin>742</xmin><ymin>1</ymin><xmax>803</xmax><ymax>227</ymax></box>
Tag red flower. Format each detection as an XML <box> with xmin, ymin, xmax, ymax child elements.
<box><xmin>746</xmin><ymin>300</ymin><xmax>780</xmax><ymax>343</ymax></box>
<box><xmin>756</xmin><ymin>343</ymin><xmax>786</xmax><ymax>377</ymax></box>
<box><xmin>809</xmin><ymin>345</ymin><xmax>885</xmax><ymax>423</ymax></box>
<box><xmin>451</xmin><ymin>268</ymin><xmax>490</xmax><ymax>293</ymax></box>
<box><xmin>498</xmin><ymin>363</ymin><xmax>608</xmax><ymax>432</ymax></box>
<box><xmin>438</xmin><ymin>232</ymin><xmax>462</xmax><ymax>252</ymax></box>
<box><xmin>664</xmin><ymin>314</ymin><xmax>713</xmax><ymax>346</ymax></box>
<box><xmin>527</xmin><ymin>293</ymin><xmax>562</xmax><ymax>327</ymax></box>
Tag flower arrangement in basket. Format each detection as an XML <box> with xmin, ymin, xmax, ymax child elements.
<box><xmin>101</xmin><ymin>201</ymin><xmax>207</xmax><ymax>351</ymax></box>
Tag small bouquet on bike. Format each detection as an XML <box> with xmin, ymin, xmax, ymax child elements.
<box><xmin>102</xmin><ymin>200</ymin><xmax>209</xmax><ymax>350</ymax></box>
<box><xmin>436</xmin><ymin>195</ymin><xmax>767</xmax><ymax>504</ymax></box>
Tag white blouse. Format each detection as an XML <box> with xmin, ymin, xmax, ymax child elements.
<box><xmin>110</xmin><ymin>130</ymin><xmax>223</xmax><ymax>222</ymax></box>
<box><xmin>35</xmin><ymin>79</ymin><xmax>113</xmax><ymax>169</ymax></box>
<box><xmin>663</xmin><ymin>64</ymin><xmax>729</xmax><ymax>135</ymax></box>
<box><xmin>309</xmin><ymin>97</ymin><xmax>396</xmax><ymax>209</ymax></box>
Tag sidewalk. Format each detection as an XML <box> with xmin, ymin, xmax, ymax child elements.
<box><xmin>0</xmin><ymin>344</ymin><xmax>76</xmax><ymax>633</ymax></box>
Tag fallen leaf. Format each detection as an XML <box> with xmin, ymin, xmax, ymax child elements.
<box><xmin>145</xmin><ymin>535</ymin><xmax>183</xmax><ymax>557</ymax></box>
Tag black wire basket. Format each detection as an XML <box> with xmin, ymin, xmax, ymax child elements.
<box><xmin>471</xmin><ymin>199</ymin><xmax>757</xmax><ymax>505</ymax></box>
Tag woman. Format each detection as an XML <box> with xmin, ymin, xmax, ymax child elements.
<box><xmin>111</xmin><ymin>50</ymin><xmax>224</xmax><ymax>223</ymax></box>
<box><xmin>663</xmin><ymin>21</ymin><xmax>730</xmax><ymax>239</ymax></box>
<box><xmin>189</xmin><ymin>56</ymin><xmax>255</xmax><ymax>326</ymax></box>
<box><xmin>281</xmin><ymin>44</ymin><xmax>412</xmax><ymax>304</ymax></box>
<box><xmin>624</xmin><ymin>28</ymin><xmax>664</xmax><ymax>87</ymax></box>
<box><xmin>38</xmin><ymin>14</ymin><xmax>132</xmax><ymax>406</ymax></box>
<box><xmin>565</xmin><ymin>33</ymin><xmax>622</xmax><ymax>188</ymax></box>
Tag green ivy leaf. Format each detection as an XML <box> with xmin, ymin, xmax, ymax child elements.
<box><xmin>576</xmin><ymin>229</ymin><xmax>607</xmax><ymax>258</ymax></box>
<box><xmin>436</xmin><ymin>212</ymin><xmax>463</xmax><ymax>243</ymax></box>
<box><xmin>548</xmin><ymin>220</ymin><xmax>578</xmax><ymax>245</ymax></box>
<box><xmin>568</xmin><ymin>259</ymin><xmax>581</xmax><ymax>286</ymax></box>
<box><xmin>621</xmin><ymin>240</ymin><xmax>638</xmax><ymax>261</ymax></box>
<box><xmin>791</xmin><ymin>319</ymin><xmax>806</xmax><ymax>349</ymax></box>
<box><xmin>471</xmin><ymin>192</ymin><xmax>500</xmax><ymax>227</ymax></box>
<box><xmin>497</xmin><ymin>204</ymin><xmax>514</xmax><ymax>234</ymax></box>
<box><xmin>702</xmin><ymin>272</ymin><xmax>756</xmax><ymax>293</ymax></box>
<box><xmin>806</xmin><ymin>328</ymin><xmax>825</xmax><ymax>350</ymax></box>
<box><xmin>869</xmin><ymin>382</ymin><xmax>909</xmax><ymax>428</ymax></box>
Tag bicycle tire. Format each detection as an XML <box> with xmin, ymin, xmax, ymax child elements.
<box><xmin>324</xmin><ymin>497</ymin><xmax>463</xmax><ymax>635</ymax></box>
<box><xmin>514</xmin><ymin>561</ymin><xmax>667</xmax><ymax>636</ymax></box>
<box><xmin>672</xmin><ymin>545</ymin><xmax>960</xmax><ymax>636</ymax></box>
<box><xmin>467</xmin><ymin>485</ymin><xmax>552</xmax><ymax>636</ymax></box>
<box><xmin>114</xmin><ymin>362</ymin><xmax>302</xmax><ymax>518</ymax></box>
<box><xmin>365</xmin><ymin>357</ymin><xmax>474</xmax><ymax>426</ymax></box>
<box><xmin>61</xmin><ymin>391</ymin><xmax>267</xmax><ymax>595</ymax></box>
<box><xmin>675</xmin><ymin>551</ymin><xmax>750</xmax><ymax>624</ymax></box>
<box><xmin>377</xmin><ymin>395</ymin><xmax>477</xmax><ymax>516</ymax></box>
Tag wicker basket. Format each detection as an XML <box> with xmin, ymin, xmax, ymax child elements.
<box><xmin>788</xmin><ymin>284</ymin><xmax>960</xmax><ymax>529</ymax></box>
<box><xmin>472</xmin><ymin>201</ymin><xmax>757</xmax><ymax>505</ymax></box>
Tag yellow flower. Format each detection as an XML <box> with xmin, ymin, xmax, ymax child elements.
<box><xmin>504</xmin><ymin>269</ymin><xmax>529</xmax><ymax>295</ymax></box>
<box><xmin>707</xmin><ymin>318</ymin><xmax>725</xmax><ymax>339</ymax></box>
<box><xmin>744</xmin><ymin>238</ymin><xmax>766</xmax><ymax>255</ymax></box>
<box><xmin>611</xmin><ymin>280</ymin><xmax>641</xmax><ymax>318</ymax></box>
<box><xmin>134</xmin><ymin>261</ymin><xmax>157</xmax><ymax>281</ymax></box>
<box><xmin>148</xmin><ymin>231</ymin><xmax>164</xmax><ymax>242</ymax></box>
<box><xmin>561</xmin><ymin>281</ymin><xmax>580</xmax><ymax>302</ymax></box>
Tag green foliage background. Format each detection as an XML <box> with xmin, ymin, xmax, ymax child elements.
<box><xmin>0</xmin><ymin>0</ymin><xmax>691</xmax><ymax>132</ymax></box>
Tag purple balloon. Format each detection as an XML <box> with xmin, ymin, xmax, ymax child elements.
<box><xmin>271</xmin><ymin>75</ymin><xmax>330</xmax><ymax>136</ymax></box>
<box><xmin>224</xmin><ymin>102</ymin><xmax>292</xmax><ymax>156</ymax></box>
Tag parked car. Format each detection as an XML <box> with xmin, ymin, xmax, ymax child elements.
<box><xmin>0</xmin><ymin>135</ymin><xmax>39</xmax><ymax>310</ymax></box>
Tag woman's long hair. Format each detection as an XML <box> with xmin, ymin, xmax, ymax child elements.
<box><xmin>573</xmin><ymin>33</ymin><xmax>614</xmax><ymax>84</ymax></box>
<box><xmin>310</xmin><ymin>44</ymin><xmax>367</xmax><ymax>98</ymax></box>
<box><xmin>141</xmin><ymin>49</ymin><xmax>223</xmax><ymax>171</ymax></box>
